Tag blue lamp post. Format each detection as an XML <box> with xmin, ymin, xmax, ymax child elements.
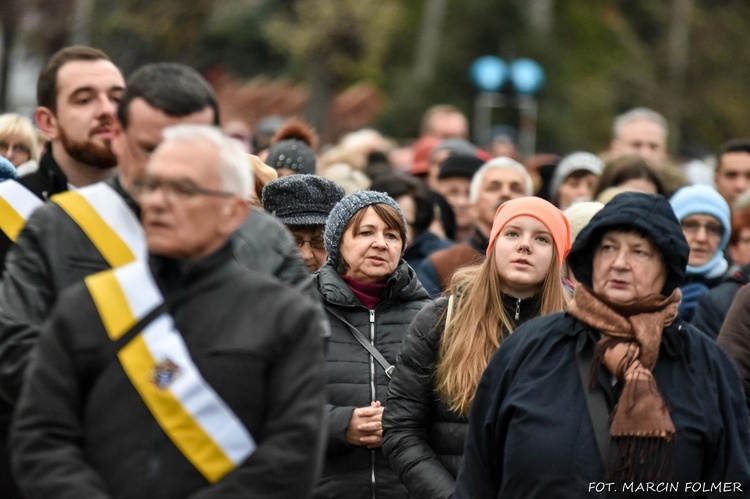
<box><xmin>470</xmin><ymin>56</ymin><xmax>545</xmax><ymax>158</ymax></box>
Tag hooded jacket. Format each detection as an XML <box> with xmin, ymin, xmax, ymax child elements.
<box><xmin>567</xmin><ymin>191</ymin><xmax>689</xmax><ymax>295</ymax></box>
<box><xmin>454</xmin><ymin>192</ymin><xmax>750</xmax><ymax>498</ymax></box>
<box><xmin>455</xmin><ymin>313</ymin><xmax>750</xmax><ymax>498</ymax></box>
<box><xmin>313</xmin><ymin>260</ymin><xmax>429</xmax><ymax>499</ymax></box>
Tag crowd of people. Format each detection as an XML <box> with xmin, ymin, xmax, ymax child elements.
<box><xmin>0</xmin><ymin>44</ymin><xmax>749</xmax><ymax>498</ymax></box>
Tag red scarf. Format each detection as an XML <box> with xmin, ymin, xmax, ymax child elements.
<box><xmin>342</xmin><ymin>275</ymin><xmax>386</xmax><ymax>310</ymax></box>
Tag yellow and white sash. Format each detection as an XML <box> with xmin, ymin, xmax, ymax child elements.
<box><xmin>0</xmin><ymin>180</ymin><xmax>43</xmax><ymax>242</ymax></box>
<box><xmin>52</xmin><ymin>183</ymin><xmax>146</xmax><ymax>268</ymax></box>
<box><xmin>85</xmin><ymin>260</ymin><xmax>256</xmax><ymax>483</ymax></box>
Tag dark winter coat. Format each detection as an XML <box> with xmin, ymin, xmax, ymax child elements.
<box><xmin>718</xmin><ymin>283</ymin><xmax>750</xmax><ymax>412</ymax></box>
<box><xmin>0</xmin><ymin>145</ymin><xmax>69</xmax><ymax>499</ymax></box>
<box><xmin>10</xmin><ymin>243</ymin><xmax>328</xmax><ymax>498</ymax></box>
<box><xmin>382</xmin><ymin>293</ymin><xmax>541</xmax><ymax>499</ymax></box>
<box><xmin>0</xmin><ymin>176</ymin><xmax>318</xmax><ymax>499</ymax></box>
<box><xmin>404</xmin><ymin>231</ymin><xmax>452</xmax><ymax>291</ymax></box>
<box><xmin>455</xmin><ymin>312</ymin><xmax>750</xmax><ymax>498</ymax></box>
<box><xmin>677</xmin><ymin>273</ymin><xmax>725</xmax><ymax>323</ymax></box>
<box><xmin>313</xmin><ymin>260</ymin><xmax>430</xmax><ymax>499</ymax></box>
<box><xmin>691</xmin><ymin>263</ymin><xmax>750</xmax><ymax>339</ymax></box>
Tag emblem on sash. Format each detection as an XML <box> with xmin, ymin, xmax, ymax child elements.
<box><xmin>150</xmin><ymin>358</ymin><xmax>181</xmax><ymax>389</ymax></box>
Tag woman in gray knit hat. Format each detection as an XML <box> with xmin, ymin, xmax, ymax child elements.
<box><xmin>313</xmin><ymin>190</ymin><xmax>430</xmax><ymax>499</ymax></box>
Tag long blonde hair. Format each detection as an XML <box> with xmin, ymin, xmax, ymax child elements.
<box><xmin>435</xmin><ymin>244</ymin><xmax>568</xmax><ymax>416</ymax></box>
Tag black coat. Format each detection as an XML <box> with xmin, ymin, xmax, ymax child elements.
<box><xmin>0</xmin><ymin>175</ymin><xmax>317</xmax><ymax>499</ymax></box>
<box><xmin>382</xmin><ymin>294</ymin><xmax>541</xmax><ymax>499</ymax></box>
<box><xmin>313</xmin><ymin>260</ymin><xmax>430</xmax><ymax>499</ymax></box>
<box><xmin>10</xmin><ymin>244</ymin><xmax>328</xmax><ymax>498</ymax></box>
<box><xmin>0</xmin><ymin>145</ymin><xmax>68</xmax><ymax>499</ymax></box>
<box><xmin>455</xmin><ymin>312</ymin><xmax>750</xmax><ymax>499</ymax></box>
<box><xmin>691</xmin><ymin>263</ymin><xmax>750</xmax><ymax>339</ymax></box>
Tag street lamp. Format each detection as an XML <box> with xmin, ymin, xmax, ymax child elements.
<box><xmin>470</xmin><ymin>56</ymin><xmax>545</xmax><ymax>159</ymax></box>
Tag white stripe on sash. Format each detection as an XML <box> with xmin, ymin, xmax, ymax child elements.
<box><xmin>106</xmin><ymin>261</ymin><xmax>255</xmax><ymax>481</ymax></box>
<box><xmin>0</xmin><ymin>180</ymin><xmax>43</xmax><ymax>241</ymax></box>
<box><xmin>72</xmin><ymin>183</ymin><xmax>147</xmax><ymax>261</ymax></box>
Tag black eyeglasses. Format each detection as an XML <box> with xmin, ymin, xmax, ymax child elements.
<box><xmin>132</xmin><ymin>177</ymin><xmax>236</xmax><ymax>204</ymax></box>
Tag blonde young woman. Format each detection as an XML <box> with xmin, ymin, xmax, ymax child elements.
<box><xmin>381</xmin><ymin>196</ymin><xmax>571</xmax><ymax>499</ymax></box>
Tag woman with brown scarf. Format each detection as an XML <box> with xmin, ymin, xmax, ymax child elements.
<box><xmin>454</xmin><ymin>192</ymin><xmax>750</xmax><ymax>498</ymax></box>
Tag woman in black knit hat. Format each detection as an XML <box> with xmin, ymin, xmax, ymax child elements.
<box><xmin>455</xmin><ymin>191</ymin><xmax>750</xmax><ymax>498</ymax></box>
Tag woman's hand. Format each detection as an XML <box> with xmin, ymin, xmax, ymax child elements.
<box><xmin>346</xmin><ymin>401</ymin><xmax>384</xmax><ymax>448</ymax></box>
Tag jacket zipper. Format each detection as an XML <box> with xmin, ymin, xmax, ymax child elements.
<box><xmin>369</xmin><ymin>308</ymin><xmax>376</xmax><ymax>499</ymax></box>
<box><xmin>515</xmin><ymin>298</ymin><xmax>521</xmax><ymax>320</ymax></box>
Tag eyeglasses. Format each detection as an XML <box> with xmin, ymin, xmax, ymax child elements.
<box><xmin>132</xmin><ymin>177</ymin><xmax>236</xmax><ymax>204</ymax></box>
<box><xmin>681</xmin><ymin>219</ymin><xmax>723</xmax><ymax>239</ymax></box>
<box><xmin>293</xmin><ymin>235</ymin><xmax>326</xmax><ymax>251</ymax></box>
<box><xmin>0</xmin><ymin>141</ymin><xmax>30</xmax><ymax>156</ymax></box>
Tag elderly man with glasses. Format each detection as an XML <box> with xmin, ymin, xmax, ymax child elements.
<box><xmin>10</xmin><ymin>124</ymin><xmax>327</xmax><ymax>499</ymax></box>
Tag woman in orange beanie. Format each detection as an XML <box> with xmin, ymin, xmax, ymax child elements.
<box><xmin>382</xmin><ymin>196</ymin><xmax>571</xmax><ymax>499</ymax></box>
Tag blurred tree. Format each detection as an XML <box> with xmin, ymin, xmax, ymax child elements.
<box><xmin>90</xmin><ymin>0</ymin><xmax>216</xmax><ymax>75</ymax></box>
<box><xmin>11</xmin><ymin>0</ymin><xmax>744</xmax><ymax>154</ymax></box>
<box><xmin>264</xmin><ymin>0</ymin><xmax>405</xmax><ymax>140</ymax></box>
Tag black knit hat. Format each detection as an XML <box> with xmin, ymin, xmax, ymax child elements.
<box><xmin>266</xmin><ymin>139</ymin><xmax>316</xmax><ymax>174</ymax></box>
<box><xmin>567</xmin><ymin>192</ymin><xmax>689</xmax><ymax>295</ymax></box>
<box><xmin>324</xmin><ymin>190</ymin><xmax>407</xmax><ymax>268</ymax></box>
<box><xmin>262</xmin><ymin>174</ymin><xmax>345</xmax><ymax>226</ymax></box>
<box><xmin>438</xmin><ymin>154</ymin><xmax>484</xmax><ymax>180</ymax></box>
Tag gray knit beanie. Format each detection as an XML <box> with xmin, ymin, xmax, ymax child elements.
<box><xmin>262</xmin><ymin>174</ymin><xmax>345</xmax><ymax>225</ymax></box>
<box><xmin>324</xmin><ymin>190</ymin><xmax>407</xmax><ymax>268</ymax></box>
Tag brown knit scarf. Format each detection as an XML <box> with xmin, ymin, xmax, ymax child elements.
<box><xmin>568</xmin><ymin>284</ymin><xmax>682</xmax><ymax>479</ymax></box>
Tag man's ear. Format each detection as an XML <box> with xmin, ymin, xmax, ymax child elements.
<box><xmin>34</xmin><ymin>107</ymin><xmax>59</xmax><ymax>141</ymax></box>
<box><xmin>221</xmin><ymin>197</ymin><xmax>251</xmax><ymax>235</ymax></box>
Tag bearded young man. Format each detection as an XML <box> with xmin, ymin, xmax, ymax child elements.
<box><xmin>28</xmin><ymin>45</ymin><xmax>124</xmax><ymax>194</ymax></box>
<box><xmin>0</xmin><ymin>46</ymin><xmax>124</xmax><ymax>266</ymax></box>
<box><xmin>0</xmin><ymin>45</ymin><xmax>123</xmax><ymax>499</ymax></box>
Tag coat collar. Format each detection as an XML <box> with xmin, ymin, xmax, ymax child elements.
<box><xmin>315</xmin><ymin>259</ymin><xmax>428</xmax><ymax>309</ymax></box>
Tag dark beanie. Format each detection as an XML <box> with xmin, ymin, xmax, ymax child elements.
<box><xmin>324</xmin><ymin>190</ymin><xmax>407</xmax><ymax>269</ymax></box>
<box><xmin>262</xmin><ymin>174</ymin><xmax>345</xmax><ymax>226</ymax></box>
<box><xmin>438</xmin><ymin>154</ymin><xmax>484</xmax><ymax>180</ymax></box>
<box><xmin>266</xmin><ymin>139</ymin><xmax>316</xmax><ymax>174</ymax></box>
<box><xmin>567</xmin><ymin>192</ymin><xmax>689</xmax><ymax>295</ymax></box>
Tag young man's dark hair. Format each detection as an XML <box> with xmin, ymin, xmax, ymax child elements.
<box><xmin>116</xmin><ymin>63</ymin><xmax>220</xmax><ymax>129</ymax></box>
<box><xmin>718</xmin><ymin>138</ymin><xmax>750</xmax><ymax>164</ymax></box>
<box><xmin>36</xmin><ymin>46</ymin><xmax>111</xmax><ymax>112</ymax></box>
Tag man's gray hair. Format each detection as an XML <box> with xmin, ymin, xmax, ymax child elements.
<box><xmin>160</xmin><ymin>124</ymin><xmax>253</xmax><ymax>198</ymax></box>
<box><xmin>469</xmin><ymin>157</ymin><xmax>533</xmax><ymax>203</ymax></box>
<box><xmin>613</xmin><ymin>107</ymin><xmax>668</xmax><ymax>139</ymax></box>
